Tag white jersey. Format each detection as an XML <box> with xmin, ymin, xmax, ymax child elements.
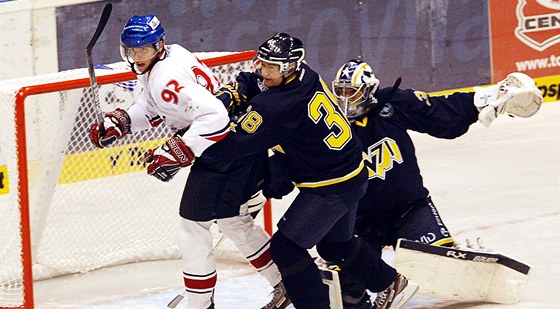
<box><xmin>127</xmin><ymin>44</ymin><xmax>229</xmax><ymax>156</ymax></box>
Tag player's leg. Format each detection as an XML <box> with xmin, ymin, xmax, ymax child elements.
<box><xmin>177</xmin><ymin>160</ymin><xmax>237</xmax><ymax>309</ymax></box>
<box><xmin>271</xmin><ymin>231</ymin><xmax>330</xmax><ymax>309</ymax></box>
<box><xmin>390</xmin><ymin>196</ymin><xmax>454</xmax><ymax>247</ymax></box>
<box><xmin>316</xmin><ymin>187</ymin><xmax>418</xmax><ymax>309</ymax></box>
<box><xmin>271</xmin><ymin>179</ymin><xmax>368</xmax><ymax>309</ymax></box>
<box><xmin>178</xmin><ymin>218</ymin><xmax>217</xmax><ymax>309</ymax></box>
<box><xmin>271</xmin><ymin>189</ymin><xmax>350</xmax><ymax>309</ymax></box>
<box><xmin>216</xmin><ymin>193</ymin><xmax>281</xmax><ymax>287</ymax></box>
<box><xmin>333</xmin><ymin>213</ymin><xmax>389</xmax><ymax>308</ymax></box>
<box><xmin>216</xmin><ymin>194</ymin><xmax>290</xmax><ymax>309</ymax></box>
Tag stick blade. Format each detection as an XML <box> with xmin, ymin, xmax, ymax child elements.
<box><xmin>86</xmin><ymin>3</ymin><xmax>113</xmax><ymax>50</ymax></box>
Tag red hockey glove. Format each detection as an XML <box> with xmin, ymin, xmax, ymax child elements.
<box><xmin>144</xmin><ymin>136</ymin><xmax>195</xmax><ymax>182</ymax></box>
<box><xmin>89</xmin><ymin>108</ymin><xmax>131</xmax><ymax>148</ymax></box>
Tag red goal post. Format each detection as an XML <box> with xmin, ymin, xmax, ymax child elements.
<box><xmin>0</xmin><ymin>50</ymin><xmax>273</xmax><ymax>308</ymax></box>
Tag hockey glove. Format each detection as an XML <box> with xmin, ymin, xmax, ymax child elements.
<box><xmin>144</xmin><ymin>136</ymin><xmax>195</xmax><ymax>182</ymax></box>
<box><xmin>89</xmin><ymin>108</ymin><xmax>131</xmax><ymax>148</ymax></box>
<box><xmin>474</xmin><ymin>72</ymin><xmax>543</xmax><ymax>127</ymax></box>
<box><xmin>215</xmin><ymin>83</ymin><xmax>248</xmax><ymax>122</ymax></box>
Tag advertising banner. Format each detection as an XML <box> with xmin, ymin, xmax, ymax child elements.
<box><xmin>489</xmin><ymin>0</ymin><xmax>560</xmax><ymax>82</ymax></box>
<box><xmin>56</xmin><ymin>1</ymin><xmax>490</xmax><ymax>92</ymax></box>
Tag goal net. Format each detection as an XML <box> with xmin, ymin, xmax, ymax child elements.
<box><xmin>0</xmin><ymin>51</ymin><xmax>260</xmax><ymax>308</ymax></box>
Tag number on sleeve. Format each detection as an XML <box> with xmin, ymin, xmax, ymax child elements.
<box><xmin>240</xmin><ymin>111</ymin><xmax>263</xmax><ymax>133</ymax></box>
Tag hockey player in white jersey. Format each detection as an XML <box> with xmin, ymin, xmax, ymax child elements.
<box><xmin>89</xmin><ymin>15</ymin><xmax>289</xmax><ymax>309</ymax></box>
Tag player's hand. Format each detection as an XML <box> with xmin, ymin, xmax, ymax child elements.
<box><xmin>474</xmin><ymin>72</ymin><xmax>542</xmax><ymax>127</ymax></box>
<box><xmin>144</xmin><ymin>136</ymin><xmax>195</xmax><ymax>182</ymax></box>
<box><xmin>215</xmin><ymin>83</ymin><xmax>248</xmax><ymax>121</ymax></box>
<box><xmin>215</xmin><ymin>83</ymin><xmax>246</xmax><ymax>109</ymax></box>
<box><xmin>89</xmin><ymin>108</ymin><xmax>131</xmax><ymax>148</ymax></box>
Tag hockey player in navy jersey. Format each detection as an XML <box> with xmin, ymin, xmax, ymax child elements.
<box><xmin>328</xmin><ymin>59</ymin><xmax>542</xmax><ymax>308</ymax></box>
<box><xmin>205</xmin><ymin>33</ymin><xmax>418</xmax><ymax>309</ymax></box>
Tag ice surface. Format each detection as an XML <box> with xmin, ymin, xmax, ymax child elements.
<box><xmin>34</xmin><ymin>103</ymin><xmax>560</xmax><ymax>308</ymax></box>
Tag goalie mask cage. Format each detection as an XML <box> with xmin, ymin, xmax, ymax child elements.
<box><xmin>0</xmin><ymin>50</ymin><xmax>273</xmax><ymax>308</ymax></box>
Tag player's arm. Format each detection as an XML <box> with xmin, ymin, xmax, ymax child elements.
<box><xmin>175</xmin><ymin>82</ymin><xmax>231</xmax><ymax>156</ymax></box>
<box><xmin>145</xmin><ymin>81</ymin><xmax>230</xmax><ymax>182</ymax></box>
<box><xmin>263</xmin><ymin>149</ymin><xmax>295</xmax><ymax>199</ymax></box>
<box><xmin>215</xmin><ymin>72</ymin><xmax>263</xmax><ymax>120</ymax></box>
<box><xmin>203</xmin><ymin>98</ymin><xmax>288</xmax><ymax>163</ymax></box>
<box><xmin>394</xmin><ymin>88</ymin><xmax>480</xmax><ymax>139</ymax></box>
<box><xmin>88</xmin><ymin>92</ymin><xmax>161</xmax><ymax>148</ymax></box>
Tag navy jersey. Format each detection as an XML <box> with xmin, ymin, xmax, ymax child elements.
<box><xmin>355</xmin><ymin>87</ymin><xmax>479</xmax><ymax>216</ymax></box>
<box><xmin>204</xmin><ymin>63</ymin><xmax>364</xmax><ymax>190</ymax></box>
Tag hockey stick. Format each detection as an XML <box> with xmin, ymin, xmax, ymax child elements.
<box><xmin>167</xmin><ymin>234</ymin><xmax>226</xmax><ymax>308</ymax></box>
<box><xmin>86</xmin><ymin>3</ymin><xmax>112</xmax><ymax>134</ymax></box>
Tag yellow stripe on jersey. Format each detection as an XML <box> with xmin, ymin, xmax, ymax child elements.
<box><xmin>295</xmin><ymin>160</ymin><xmax>364</xmax><ymax>188</ymax></box>
<box><xmin>272</xmin><ymin>144</ymin><xmax>286</xmax><ymax>153</ymax></box>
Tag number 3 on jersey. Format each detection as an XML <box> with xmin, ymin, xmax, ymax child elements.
<box><xmin>308</xmin><ymin>91</ymin><xmax>352</xmax><ymax>150</ymax></box>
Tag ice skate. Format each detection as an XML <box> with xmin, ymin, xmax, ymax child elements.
<box><xmin>261</xmin><ymin>282</ymin><xmax>292</xmax><ymax>309</ymax></box>
<box><xmin>373</xmin><ymin>274</ymin><xmax>418</xmax><ymax>309</ymax></box>
<box><xmin>343</xmin><ymin>291</ymin><xmax>373</xmax><ymax>309</ymax></box>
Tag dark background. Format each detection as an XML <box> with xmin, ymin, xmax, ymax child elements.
<box><xmin>57</xmin><ymin>0</ymin><xmax>490</xmax><ymax>92</ymax></box>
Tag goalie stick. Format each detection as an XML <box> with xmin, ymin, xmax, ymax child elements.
<box><xmin>86</xmin><ymin>3</ymin><xmax>113</xmax><ymax>134</ymax></box>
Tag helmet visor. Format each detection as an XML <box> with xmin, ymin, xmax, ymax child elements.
<box><xmin>333</xmin><ymin>83</ymin><xmax>366</xmax><ymax>104</ymax></box>
<box><xmin>333</xmin><ymin>82</ymin><xmax>368</xmax><ymax>118</ymax></box>
<box><xmin>120</xmin><ymin>44</ymin><xmax>159</xmax><ymax>63</ymax></box>
<box><xmin>254</xmin><ymin>59</ymin><xmax>283</xmax><ymax>79</ymax></box>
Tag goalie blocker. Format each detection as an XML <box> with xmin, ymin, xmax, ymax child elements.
<box><xmin>394</xmin><ymin>239</ymin><xmax>531</xmax><ymax>304</ymax></box>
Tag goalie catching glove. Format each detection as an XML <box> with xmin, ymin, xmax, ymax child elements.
<box><xmin>474</xmin><ymin>72</ymin><xmax>543</xmax><ymax>127</ymax></box>
<box><xmin>89</xmin><ymin>108</ymin><xmax>131</xmax><ymax>148</ymax></box>
<box><xmin>144</xmin><ymin>136</ymin><xmax>195</xmax><ymax>182</ymax></box>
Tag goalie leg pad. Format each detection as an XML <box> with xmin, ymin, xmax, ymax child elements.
<box><xmin>394</xmin><ymin>239</ymin><xmax>531</xmax><ymax>304</ymax></box>
<box><xmin>318</xmin><ymin>266</ymin><xmax>344</xmax><ymax>309</ymax></box>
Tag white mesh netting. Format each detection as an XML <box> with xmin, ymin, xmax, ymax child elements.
<box><xmin>0</xmin><ymin>51</ymin><xmax>255</xmax><ymax>307</ymax></box>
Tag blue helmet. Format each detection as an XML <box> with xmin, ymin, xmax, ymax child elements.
<box><xmin>332</xmin><ymin>59</ymin><xmax>380</xmax><ymax>119</ymax></box>
<box><xmin>120</xmin><ymin>14</ymin><xmax>166</xmax><ymax>74</ymax></box>
<box><xmin>120</xmin><ymin>14</ymin><xmax>165</xmax><ymax>48</ymax></box>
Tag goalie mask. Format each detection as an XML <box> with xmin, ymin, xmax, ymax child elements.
<box><xmin>332</xmin><ymin>59</ymin><xmax>380</xmax><ymax>119</ymax></box>
<box><xmin>120</xmin><ymin>14</ymin><xmax>166</xmax><ymax>75</ymax></box>
<box><xmin>255</xmin><ymin>32</ymin><xmax>305</xmax><ymax>79</ymax></box>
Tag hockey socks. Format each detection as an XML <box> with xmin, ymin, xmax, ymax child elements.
<box><xmin>317</xmin><ymin>236</ymin><xmax>397</xmax><ymax>292</ymax></box>
<box><xmin>270</xmin><ymin>232</ymin><xmax>330</xmax><ymax>309</ymax></box>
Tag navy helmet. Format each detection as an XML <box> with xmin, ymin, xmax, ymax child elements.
<box><xmin>256</xmin><ymin>32</ymin><xmax>305</xmax><ymax>75</ymax></box>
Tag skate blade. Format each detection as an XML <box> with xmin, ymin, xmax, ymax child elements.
<box><xmin>393</xmin><ymin>282</ymin><xmax>419</xmax><ymax>309</ymax></box>
<box><xmin>167</xmin><ymin>293</ymin><xmax>185</xmax><ymax>308</ymax></box>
